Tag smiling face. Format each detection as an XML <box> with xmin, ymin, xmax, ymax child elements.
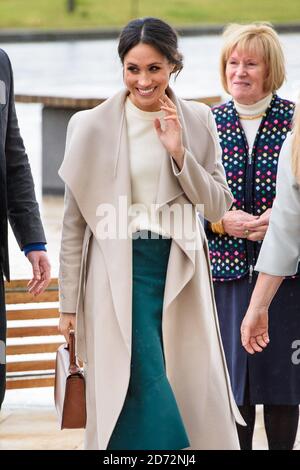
<box><xmin>226</xmin><ymin>47</ymin><xmax>268</xmax><ymax>105</ymax></box>
<box><xmin>123</xmin><ymin>43</ymin><xmax>174</xmax><ymax>112</ymax></box>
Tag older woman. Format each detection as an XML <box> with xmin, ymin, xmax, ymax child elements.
<box><xmin>241</xmin><ymin>101</ymin><xmax>300</xmax><ymax>353</ymax></box>
<box><xmin>58</xmin><ymin>17</ymin><xmax>242</xmax><ymax>450</ymax></box>
<box><xmin>207</xmin><ymin>23</ymin><xmax>300</xmax><ymax>450</ymax></box>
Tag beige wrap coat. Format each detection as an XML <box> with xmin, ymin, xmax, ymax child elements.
<box><xmin>58</xmin><ymin>88</ymin><xmax>243</xmax><ymax>450</ymax></box>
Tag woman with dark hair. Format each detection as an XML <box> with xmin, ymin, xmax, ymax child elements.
<box><xmin>58</xmin><ymin>17</ymin><xmax>242</xmax><ymax>450</ymax></box>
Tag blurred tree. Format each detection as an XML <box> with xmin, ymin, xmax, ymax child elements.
<box><xmin>66</xmin><ymin>0</ymin><xmax>76</xmax><ymax>13</ymax></box>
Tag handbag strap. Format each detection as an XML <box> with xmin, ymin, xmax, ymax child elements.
<box><xmin>68</xmin><ymin>329</ymin><xmax>81</xmax><ymax>375</ymax></box>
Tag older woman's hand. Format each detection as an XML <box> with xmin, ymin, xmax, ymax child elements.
<box><xmin>58</xmin><ymin>313</ymin><xmax>76</xmax><ymax>343</ymax></box>
<box><xmin>154</xmin><ymin>95</ymin><xmax>185</xmax><ymax>170</ymax></box>
<box><xmin>222</xmin><ymin>209</ymin><xmax>258</xmax><ymax>238</ymax></box>
<box><xmin>243</xmin><ymin>208</ymin><xmax>272</xmax><ymax>241</ymax></box>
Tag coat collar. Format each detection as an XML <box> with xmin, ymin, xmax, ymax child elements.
<box><xmin>104</xmin><ymin>88</ymin><xmax>185</xmax><ymax>208</ymax></box>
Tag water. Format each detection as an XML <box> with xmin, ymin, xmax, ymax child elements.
<box><xmin>3</xmin><ymin>34</ymin><xmax>300</xmax><ymax>99</ymax></box>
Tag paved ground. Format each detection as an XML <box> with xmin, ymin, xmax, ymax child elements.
<box><xmin>0</xmin><ymin>400</ymin><xmax>268</xmax><ymax>450</ymax></box>
<box><xmin>0</xmin><ymin>407</ymin><xmax>84</xmax><ymax>450</ymax></box>
<box><xmin>1</xmin><ymin>403</ymin><xmax>299</xmax><ymax>450</ymax></box>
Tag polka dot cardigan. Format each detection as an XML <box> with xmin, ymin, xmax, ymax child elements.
<box><xmin>207</xmin><ymin>95</ymin><xmax>294</xmax><ymax>281</ymax></box>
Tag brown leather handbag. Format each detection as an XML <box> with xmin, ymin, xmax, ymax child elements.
<box><xmin>54</xmin><ymin>330</ymin><xmax>87</xmax><ymax>429</ymax></box>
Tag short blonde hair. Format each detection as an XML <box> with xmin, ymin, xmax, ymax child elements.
<box><xmin>220</xmin><ymin>23</ymin><xmax>286</xmax><ymax>95</ymax></box>
<box><xmin>292</xmin><ymin>97</ymin><xmax>300</xmax><ymax>183</ymax></box>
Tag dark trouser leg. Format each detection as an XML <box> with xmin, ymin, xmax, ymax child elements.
<box><xmin>237</xmin><ymin>372</ymin><xmax>256</xmax><ymax>450</ymax></box>
<box><xmin>237</xmin><ymin>405</ymin><xmax>256</xmax><ymax>450</ymax></box>
<box><xmin>0</xmin><ymin>274</ymin><xmax>6</xmax><ymax>409</ymax></box>
<box><xmin>264</xmin><ymin>405</ymin><xmax>299</xmax><ymax>450</ymax></box>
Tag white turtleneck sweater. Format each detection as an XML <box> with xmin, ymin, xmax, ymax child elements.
<box><xmin>125</xmin><ymin>97</ymin><xmax>169</xmax><ymax>236</ymax></box>
<box><xmin>234</xmin><ymin>93</ymin><xmax>273</xmax><ymax>154</ymax></box>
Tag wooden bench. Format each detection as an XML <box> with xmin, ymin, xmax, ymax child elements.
<box><xmin>5</xmin><ymin>278</ymin><xmax>63</xmax><ymax>390</ymax></box>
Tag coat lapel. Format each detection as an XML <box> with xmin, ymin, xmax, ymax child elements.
<box><xmin>59</xmin><ymin>90</ymin><xmax>133</xmax><ymax>355</ymax></box>
<box><xmin>155</xmin><ymin>88</ymin><xmax>196</xmax><ymax>309</ymax></box>
<box><xmin>98</xmin><ymin>111</ymin><xmax>133</xmax><ymax>354</ymax></box>
<box><xmin>100</xmin><ymin>111</ymin><xmax>132</xmax><ymax>354</ymax></box>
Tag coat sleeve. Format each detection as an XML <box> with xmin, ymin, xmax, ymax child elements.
<box><xmin>255</xmin><ymin>134</ymin><xmax>300</xmax><ymax>276</ymax></box>
<box><xmin>59</xmin><ymin>185</ymin><xmax>87</xmax><ymax>313</ymax></box>
<box><xmin>3</xmin><ymin>50</ymin><xmax>46</xmax><ymax>248</ymax></box>
<box><xmin>170</xmin><ymin>108</ymin><xmax>233</xmax><ymax>222</ymax></box>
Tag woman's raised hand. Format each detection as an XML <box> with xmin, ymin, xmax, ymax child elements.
<box><xmin>154</xmin><ymin>95</ymin><xmax>185</xmax><ymax>169</ymax></box>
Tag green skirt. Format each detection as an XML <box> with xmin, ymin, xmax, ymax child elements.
<box><xmin>107</xmin><ymin>232</ymin><xmax>189</xmax><ymax>450</ymax></box>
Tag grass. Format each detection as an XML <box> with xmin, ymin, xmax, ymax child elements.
<box><xmin>0</xmin><ymin>0</ymin><xmax>299</xmax><ymax>29</ymax></box>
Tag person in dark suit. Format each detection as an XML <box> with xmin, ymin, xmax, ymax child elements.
<box><xmin>0</xmin><ymin>48</ymin><xmax>51</xmax><ymax>408</ymax></box>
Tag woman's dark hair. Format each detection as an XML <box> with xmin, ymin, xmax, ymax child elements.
<box><xmin>118</xmin><ymin>17</ymin><xmax>183</xmax><ymax>77</ymax></box>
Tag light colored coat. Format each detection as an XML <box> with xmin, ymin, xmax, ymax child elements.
<box><xmin>256</xmin><ymin>133</ymin><xmax>300</xmax><ymax>275</ymax></box>
<box><xmin>58</xmin><ymin>88</ymin><xmax>243</xmax><ymax>450</ymax></box>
